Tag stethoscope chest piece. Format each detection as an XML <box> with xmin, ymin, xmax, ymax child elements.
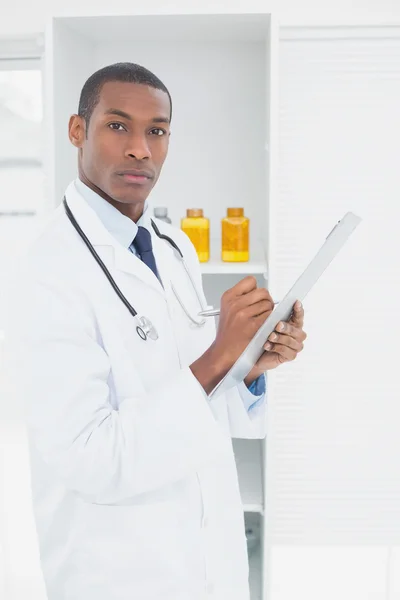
<box><xmin>136</xmin><ymin>316</ymin><xmax>159</xmax><ymax>341</ymax></box>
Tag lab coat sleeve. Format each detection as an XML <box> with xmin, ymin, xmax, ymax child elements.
<box><xmin>225</xmin><ymin>376</ymin><xmax>267</xmax><ymax>439</ymax></box>
<box><xmin>5</xmin><ymin>276</ymin><xmax>232</xmax><ymax>504</ymax></box>
<box><xmin>237</xmin><ymin>374</ymin><xmax>266</xmax><ymax>412</ymax></box>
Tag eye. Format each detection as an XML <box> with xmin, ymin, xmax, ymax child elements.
<box><xmin>108</xmin><ymin>122</ymin><xmax>127</xmax><ymax>132</ymax></box>
<box><xmin>150</xmin><ymin>128</ymin><xmax>167</xmax><ymax>136</ymax></box>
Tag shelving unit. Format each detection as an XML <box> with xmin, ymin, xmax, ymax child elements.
<box><xmin>233</xmin><ymin>439</ymin><xmax>264</xmax><ymax>514</ymax></box>
<box><xmin>45</xmin><ymin>5</ymin><xmax>277</xmax><ymax>597</ymax></box>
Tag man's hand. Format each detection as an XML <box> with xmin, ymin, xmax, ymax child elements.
<box><xmin>212</xmin><ymin>276</ymin><xmax>274</xmax><ymax>368</ymax></box>
<box><xmin>244</xmin><ymin>300</ymin><xmax>307</xmax><ymax>386</ymax></box>
<box><xmin>190</xmin><ymin>276</ymin><xmax>274</xmax><ymax>394</ymax></box>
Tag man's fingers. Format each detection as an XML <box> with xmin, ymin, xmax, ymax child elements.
<box><xmin>227</xmin><ymin>276</ymin><xmax>274</xmax><ymax>302</ymax></box>
<box><xmin>262</xmin><ymin>301</ymin><xmax>307</xmax><ymax>363</ymax></box>
<box><xmin>289</xmin><ymin>300</ymin><xmax>304</xmax><ymax>328</ymax></box>
<box><xmin>236</xmin><ymin>287</ymin><xmax>273</xmax><ymax>310</ymax></box>
<box><xmin>231</xmin><ymin>275</ymin><xmax>258</xmax><ymax>297</ymax></box>
<box><xmin>267</xmin><ymin>332</ymin><xmax>304</xmax><ymax>352</ymax></box>
<box><xmin>245</xmin><ymin>299</ymin><xmax>274</xmax><ymax>319</ymax></box>
<box><xmin>263</xmin><ymin>343</ymin><xmax>297</xmax><ymax>362</ymax></box>
<box><xmin>275</xmin><ymin>320</ymin><xmax>307</xmax><ymax>342</ymax></box>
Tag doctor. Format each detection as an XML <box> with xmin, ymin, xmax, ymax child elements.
<box><xmin>8</xmin><ymin>63</ymin><xmax>307</xmax><ymax>600</ymax></box>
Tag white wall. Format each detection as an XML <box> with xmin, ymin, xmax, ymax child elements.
<box><xmin>0</xmin><ymin>0</ymin><xmax>400</xmax><ymax>37</ymax></box>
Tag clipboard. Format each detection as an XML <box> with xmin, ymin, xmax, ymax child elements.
<box><xmin>209</xmin><ymin>211</ymin><xmax>362</xmax><ymax>399</ymax></box>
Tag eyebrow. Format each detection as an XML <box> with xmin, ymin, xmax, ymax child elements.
<box><xmin>105</xmin><ymin>108</ymin><xmax>170</xmax><ymax>124</ymax></box>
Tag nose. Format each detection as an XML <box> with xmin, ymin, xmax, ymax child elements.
<box><xmin>125</xmin><ymin>133</ymin><xmax>150</xmax><ymax>161</ymax></box>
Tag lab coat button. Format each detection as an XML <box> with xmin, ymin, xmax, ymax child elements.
<box><xmin>206</xmin><ymin>582</ymin><xmax>214</xmax><ymax>595</ymax></box>
<box><xmin>203</xmin><ymin>516</ymin><xmax>209</xmax><ymax>528</ymax></box>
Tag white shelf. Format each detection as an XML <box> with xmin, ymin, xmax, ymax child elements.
<box><xmin>244</xmin><ymin>503</ymin><xmax>264</xmax><ymax>514</ymax></box>
<box><xmin>233</xmin><ymin>439</ymin><xmax>264</xmax><ymax>514</ymax></box>
<box><xmin>201</xmin><ymin>240</ymin><xmax>267</xmax><ymax>275</ymax></box>
<box><xmin>201</xmin><ymin>258</ymin><xmax>266</xmax><ymax>275</ymax></box>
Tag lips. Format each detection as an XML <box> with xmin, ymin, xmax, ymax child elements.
<box><xmin>118</xmin><ymin>169</ymin><xmax>153</xmax><ymax>179</ymax></box>
<box><xmin>117</xmin><ymin>170</ymin><xmax>154</xmax><ymax>186</ymax></box>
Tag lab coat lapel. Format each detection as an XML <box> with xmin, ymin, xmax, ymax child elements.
<box><xmin>64</xmin><ymin>182</ymin><xmax>165</xmax><ymax>299</ymax></box>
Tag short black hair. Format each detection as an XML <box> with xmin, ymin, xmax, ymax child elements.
<box><xmin>78</xmin><ymin>62</ymin><xmax>172</xmax><ymax>129</ymax></box>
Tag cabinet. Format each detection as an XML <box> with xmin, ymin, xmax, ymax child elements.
<box><xmin>45</xmin><ymin>5</ymin><xmax>278</xmax><ymax>597</ymax></box>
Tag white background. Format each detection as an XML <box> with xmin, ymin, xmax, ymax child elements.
<box><xmin>1</xmin><ymin>2</ymin><xmax>400</xmax><ymax>600</ymax></box>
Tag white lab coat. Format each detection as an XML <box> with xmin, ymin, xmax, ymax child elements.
<box><xmin>6</xmin><ymin>182</ymin><xmax>266</xmax><ymax>600</ymax></box>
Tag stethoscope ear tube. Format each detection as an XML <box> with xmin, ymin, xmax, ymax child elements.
<box><xmin>150</xmin><ymin>218</ymin><xmax>184</xmax><ymax>258</ymax></box>
<box><xmin>151</xmin><ymin>219</ymin><xmax>206</xmax><ymax>327</ymax></box>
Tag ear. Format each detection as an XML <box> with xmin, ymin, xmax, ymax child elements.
<box><xmin>68</xmin><ymin>114</ymin><xmax>86</xmax><ymax>148</ymax></box>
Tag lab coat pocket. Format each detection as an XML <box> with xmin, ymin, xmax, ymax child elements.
<box><xmin>75</xmin><ymin>500</ymin><xmax>189</xmax><ymax>593</ymax></box>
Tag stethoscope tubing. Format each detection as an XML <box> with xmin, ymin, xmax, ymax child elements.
<box><xmin>63</xmin><ymin>197</ymin><xmax>206</xmax><ymax>339</ymax></box>
<box><xmin>63</xmin><ymin>198</ymin><xmax>139</xmax><ymax>319</ymax></box>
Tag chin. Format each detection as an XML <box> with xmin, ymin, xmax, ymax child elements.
<box><xmin>112</xmin><ymin>186</ymin><xmax>149</xmax><ymax>206</ymax></box>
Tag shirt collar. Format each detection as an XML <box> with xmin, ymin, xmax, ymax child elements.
<box><xmin>74</xmin><ymin>178</ymin><xmax>149</xmax><ymax>249</ymax></box>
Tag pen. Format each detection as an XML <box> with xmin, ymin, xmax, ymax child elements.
<box><xmin>198</xmin><ymin>301</ymin><xmax>281</xmax><ymax>318</ymax></box>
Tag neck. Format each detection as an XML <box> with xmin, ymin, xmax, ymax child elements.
<box><xmin>78</xmin><ymin>171</ymin><xmax>145</xmax><ymax>223</ymax></box>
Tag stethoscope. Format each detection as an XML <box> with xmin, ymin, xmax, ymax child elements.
<box><xmin>63</xmin><ymin>197</ymin><xmax>206</xmax><ymax>341</ymax></box>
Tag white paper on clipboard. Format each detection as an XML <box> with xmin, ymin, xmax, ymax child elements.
<box><xmin>209</xmin><ymin>211</ymin><xmax>362</xmax><ymax>399</ymax></box>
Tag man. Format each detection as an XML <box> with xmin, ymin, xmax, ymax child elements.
<box><xmin>8</xmin><ymin>63</ymin><xmax>306</xmax><ymax>600</ymax></box>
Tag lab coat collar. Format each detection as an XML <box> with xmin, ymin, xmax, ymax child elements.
<box><xmin>63</xmin><ymin>181</ymin><xmax>165</xmax><ymax>298</ymax></box>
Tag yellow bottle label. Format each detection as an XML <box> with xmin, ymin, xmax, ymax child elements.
<box><xmin>181</xmin><ymin>217</ymin><xmax>210</xmax><ymax>262</ymax></box>
<box><xmin>221</xmin><ymin>216</ymin><xmax>249</xmax><ymax>262</ymax></box>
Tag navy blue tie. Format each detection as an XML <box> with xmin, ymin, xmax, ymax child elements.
<box><xmin>132</xmin><ymin>226</ymin><xmax>161</xmax><ymax>282</ymax></box>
